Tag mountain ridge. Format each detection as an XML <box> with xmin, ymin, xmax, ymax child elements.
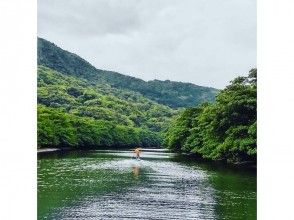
<box><xmin>38</xmin><ymin>37</ymin><xmax>218</xmax><ymax>108</ymax></box>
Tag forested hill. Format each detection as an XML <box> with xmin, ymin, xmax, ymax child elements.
<box><xmin>38</xmin><ymin>66</ymin><xmax>177</xmax><ymax>149</ymax></box>
<box><xmin>38</xmin><ymin>37</ymin><xmax>217</xmax><ymax>108</ymax></box>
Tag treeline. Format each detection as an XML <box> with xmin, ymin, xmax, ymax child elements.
<box><xmin>164</xmin><ymin>69</ymin><xmax>257</xmax><ymax>164</ymax></box>
<box><xmin>37</xmin><ymin>66</ymin><xmax>176</xmax><ymax>149</ymax></box>
<box><xmin>38</xmin><ymin>105</ymin><xmax>161</xmax><ymax>149</ymax></box>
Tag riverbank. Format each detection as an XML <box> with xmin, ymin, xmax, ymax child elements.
<box><xmin>37</xmin><ymin>147</ymin><xmax>255</xmax><ymax>169</ymax></box>
<box><xmin>37</xmin><ymin>148</ymin><xmax>71</xmax><ymax>155</ymax></box>
<box><xmin>37</xmin><ymin>148</ymin><xmax>60</xmax><ymax>153</ymax></box>
<box><xmin>177</xmin><ymin>152</ymin><xmax>256</xmax><ymax>170</ymax></box>
<box><xmin>37</xmin><ymin>147</ymin><xmax>169</xmax><ymax>156</ymax></box>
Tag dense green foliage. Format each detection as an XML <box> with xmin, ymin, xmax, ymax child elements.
<box><xmin>38</xmin><ymin>37</ymin><xmax>217</xmax><ymax>108</ymax></box>
<box><xmin>38</xmin><ymin>66</ymin><xmax>176</xmax><ymax>149</ymax></box>
<box><xmin>164</xmin><ymin>69</ymin><xmax>257</xmax><ymax>163</ymax></box>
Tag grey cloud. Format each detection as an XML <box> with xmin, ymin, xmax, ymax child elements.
<box><xmin>38</xmin><ymin>0</ymin><xmax>145</xmax><ymax>36</ymax></box>
<box><xmin>38</xmin><ymin>0</ymin><xmax>256</xmax><ymax>88</ymax></box>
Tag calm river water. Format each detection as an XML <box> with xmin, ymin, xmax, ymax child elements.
<box><xmin>38</xmin><ymin>149</ymin><xmax>256</xmax><ymax>219</ymax></box>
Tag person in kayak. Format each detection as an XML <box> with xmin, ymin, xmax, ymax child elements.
<box><xmin>134</xmin><ymin>147</ymin><xmax>141</xmax><ymax>159</ymax></box>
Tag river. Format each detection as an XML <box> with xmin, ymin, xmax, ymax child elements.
<box><xmin>38</xmin><ymin>149</ymin><xmax>256</xmax><ymax>219</ymax></box>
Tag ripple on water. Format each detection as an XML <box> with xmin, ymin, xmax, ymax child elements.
<box><xmin>45</xmin><ymin>154</ymin><xmax>217</xmax><ymax>220</ymax></box>
<box><xmin>39</xmin><ymin>150</ymin><xmax>256</xmax><ymax>220</ymax></box>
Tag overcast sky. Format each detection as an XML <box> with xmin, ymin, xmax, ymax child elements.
<box><xmin>38</xmin><ymin>0</ymin><xmax>256</xmax><ymax>89</ymax></box>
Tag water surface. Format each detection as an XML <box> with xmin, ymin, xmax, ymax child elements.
<box><xmin>38</xmin><ymin>149</ymin><xmax>256</xmax><ymax>219</ymax></box>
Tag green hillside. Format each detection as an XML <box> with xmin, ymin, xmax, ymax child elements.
<box><xmin>38</xmin><ymin>66</ymin><xmax>176</xmax><ymax>149</ymax></box>
<box><xmin>38</xmin><ymin>37</ymin><xmax>217</xmax><ymax>108</ymax></box>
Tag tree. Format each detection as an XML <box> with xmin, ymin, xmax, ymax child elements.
<box><xmin>164</xmin><ymin>69</ymin><xmax>257</xmax><ymax>164</ymax></box>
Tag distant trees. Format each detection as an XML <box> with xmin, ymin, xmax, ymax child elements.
<box><xmin>38</xmin><ymin>104</ymin><xmax>162</xmax><ymax>149</ymax></box>
<box><xmin>164</xmin><ymin>69</ymin><xmax>257</xmax><ymax>164</ymax></box>
<box><xmin>37</xmin><ymin>66</ymin><xmax>175</xmax><ymax>149</ymax></box>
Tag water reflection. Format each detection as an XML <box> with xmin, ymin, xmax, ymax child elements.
<box><xmin>132</xmin><ymin>164</ymin><xmax>140</xmax><ymax>179</ymax></box>
<box><xmin>38</xmin><ymin>149</ymin><xmax>256</xmax><ymax>220</ymax></box>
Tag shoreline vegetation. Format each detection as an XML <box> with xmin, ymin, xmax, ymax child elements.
<box><xmin>164</xmin><ymin>69</ymin><xmax>257</xmax><ymax>165</ymax></box>
<box><xmin>37</xmin><ymin>37</ymin><xmax>256</xmax><ymax>168</ymax></box>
